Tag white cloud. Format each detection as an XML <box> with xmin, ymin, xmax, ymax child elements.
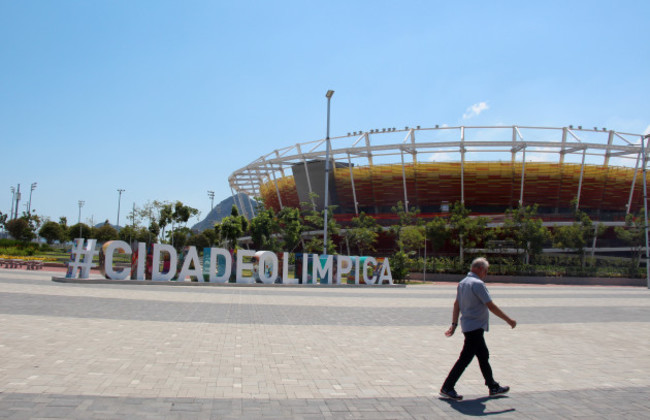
<box><xmin>463</xmin><ymin>102</ymin><xmax>489</xmax><ymax>120</ymax></box>
<box><xmin>527</xmin><ymin>150</ymin><xmax>558</xmax><ymax>162</ymax></box>
<box><xmin>427</xmin><ymin>152</ymin><xmax>453</xmax><ymax>162</ymax></box>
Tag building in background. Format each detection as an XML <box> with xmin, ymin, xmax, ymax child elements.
<box><xmin>229</xmin><ymin>126</ymin><xmax>647</xmax><ymax>225</ymax></box>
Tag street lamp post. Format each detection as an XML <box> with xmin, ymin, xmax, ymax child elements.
<box><xmin>323</xmin><ymin>89</ymin><xmax>334</xmax><ymax>256</ymax></box>
<box><xmin>208</xmin><ymin>190</ymin><xmax>215</xmax><ymax>211</ymax></box>
<box><xmin>78</xmin><ymin>200</ymin><xmax>85</xmax><ymax>238</ymax></box>
<box><xmin>117</xmin><ymin>189</ymin><xmax>125</xmax><ymax>229</ymax></box>
<box><xmin>27</xmin><ymin>182</ymin><xmax>37</xmax><ymax>215</ymax></box>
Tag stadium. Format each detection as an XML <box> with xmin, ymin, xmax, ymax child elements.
<box><xmin>229</xmin><ymin>125</ymin><xmax>648</xmax><ymax>227</ymax></box>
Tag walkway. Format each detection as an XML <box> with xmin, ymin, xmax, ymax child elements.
<box><xmin>1</xmin><ymin>269</ymin><xmax>648</xmax><ymax>419</ymax></box>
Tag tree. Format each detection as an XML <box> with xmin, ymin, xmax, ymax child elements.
<box><xmin>249</xmin><ymin>208</ymin><xmax>279</xmax><ymax>251</ymax></box>
<box><xmin>93</xmin><ymin>222</ymin><xmax>119</xmax><ymax>242</ymax></box>
<box><xmin>172</xmin><ymin>201</ymin><xmax>200</xmax><ymax>228</ymax></box>
<box><xmin>68</xmin><ymin>223</ymin><xmax>92</xmax><ymax>239</ymax></box>
<box><xmin>187</xmin><ymin>232</ymin><xmax>210</xmax><ymax>250</ymax></box>
<box><xmin>447</xmin><ymin>202</ymin><xmax>491</xmax><ymax>262</ymax></box>
<box><xmin>170</xmin><ymin>227</ymin><xmax>192</xmax><ymax>251</ymax></box>
<box><xmin>389</xmin><ymin>202</ymin><xmax>423</xmax><ymax>254</ymax></box>
<box><xmin>392</xmin><ymin>201</ymin><xmax>421</xmax><ymax>227</ymax></box>
<box><xmin>502</xmin><ymin>204</ymin><xmax>551</xmax><ymax>264</ymax></box>
<box><xmin>213</xmin><ymin>223</ymin><xmax>223</xmax><ymax>247</ymax></box>
<box><xmin>39</xmin><ymin>221</ymin><xmax>65</xmax><ymax>244</ymax></box>
<box><xmin>137</xmin><ymin>201</ymin><xmax>157</xmax><ymax>230</ymax></box>
<box><xmin>390</xmin><ymin>250</ymin><xmax>413</xmax><ymax>284</ymax></box>
<box><xmin>276</xmin><ymin>207</ymin><xmax>304</xmax><ymax>252</ymax></box>
<box><xmin>6</xmin><ymin>217</ymin><xmax>35</xmax><ymax>241</ymax></box>
<box><xmin>347</xmin><ymin>212</ymin><xmax>380</xmax><ymax>255</ymax></box>
<box><xmin>0</xmin><ymin>211</ymin><xmax>7</xmax><ymax>230</ymax></box>
<box><xmin>21</xmin><ymin>211</ymin><xmax>42</xmax><ymax>239</ymax></box>
<box><xmin>219</xmin><ymin>205</ymin><xmax>247</xmax><ymax>249</ymax></box>
<box><xmin>157</xmin><ymin>202</ymin><xmax>174</xmax><ymax>243</ymax></box>
<box><xmin>151</xmin><ymin>201</ymin><xmax>199</xmax><ymax>246</ymax></box>
<box><xmin>302</xmin><ymin>205</ymin><xmax>339</xmax><ymax>254</ymax></box>
<box><xmin>398</xmin><ymin>225</ymin><xmax>425</xmax><ymax>254</ymax></box>
<box><xmin>118</xmin><ymin>225</ymin><xmax>151</xmax><ymax>244</ymax></box>
<box><xmin>201</xmin><ymin>229</ymin><xmax>218</xmax><ymax>246</ymax></box>
<box><xmin>615</xmin><ymin>211</ymin><xmax>646</xmax><ymax>267</ymax></box>
<box><xmin>148</xmin><ymin>221</ymin><xmax>160</xmax><ymax>243</ymax></box>
<box><xmin>425</xmin><ymin>217</ymin><xmax>450</xmax><ymax>256</ymax></box>
<box><xmin>553</xmin><ymin>202</ymin><xmax>604</xmax><ymax>268</ymax></box>
<box><xmin>56</xmin><ymin>217</ymin><xmax>69</xmax><ymax>240</ymax></box>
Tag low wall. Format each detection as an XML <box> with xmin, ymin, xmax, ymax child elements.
<box><xmin>409</xmin><ymin>272</ymin><xmax>647</xmax><ymax>287</ymax></box>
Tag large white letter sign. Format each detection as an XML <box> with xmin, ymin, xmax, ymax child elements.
<box><xmin>152</xmin><ymin>244</ymin><xmax>177</xmax><ymax>281</ymax></box>
<box><xmin>336</xmin><ymin>255</ymin><xmax>352</xmax><ymax>285</ymax></box>
<box><xmin>255</xmin><ymin>251</ymin><xmax>278</xmax><ymax>284</ymax></box>
<box><xmin>282</xmin><ymin>252</ymin><xmax>298</xmax><ymax>284</ymax></box>
<box><xmin>178</xmin><ymin>246</ymin><xmax>203</xmax><ymax>281</ymax></box>
<box><xmin>67</xmin><ymin>238</ymin><xmax>99</xmax><ymax>279</ymax></box>
<box><xmin>89</xmin><ymin>242</ymin><xmax>396</xmax><ymax>287</ymax></box>
<box><xmin>354</xmin><ymin>256</ymin><xmax>362</xmax><ymax>285</ymax></box>
<box><xmin>313</xmin><ymin>254</ymin><xmax>333</xmax><ymax>284</ymax></box>
<box><xmin>301</xmin><ymin>253</ymin><xmax>311</xmax><ymax>284</ymax></box>
<box><xmin>209</xmin><ymin>248</ymin><xmax>231</xmax><ymax>283</ymax></box>
<box><xmin>104</xmin><ymin>240</ymin><xmax>132</xmax><ymax>280</ymax></box>
<box><xmin>133</xmin><ymin>242</ymin><xmax>146</xmax><ymax>280</ymax></box>
<box><xmin>363</xmin><ymin>256</ymin><xmax>378</xmax><ymax>285</ymax></box>
<box><xmin>378</xmin><ymin>258</ymin><xmax>393</xmax><ymax>285</ymax></box>
<box><xmin>236</xmin><ymin>249</ymin><xmax>256</xmax><ymax>283</ymax></box>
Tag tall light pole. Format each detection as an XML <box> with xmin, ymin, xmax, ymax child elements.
<box><xmin>642</xmin><ymin>134</ymin><xmax>650</xmax><ymax>289</ymax></box>
<box><xmin>208</xmin><ymin>190</ymin><xmax>215</xmax><ymax>211</ymax></box>
<box><xmin>14</xmin><ymin>184</ymin><xmax>21</xmax><ymax>219</ymax></box>
<box><xmin>323</xmin><ymin>89</ymin><xmax>334</xmax><ymax>256</ymax></box>
<box><xmin>10</xmin><ymin>187</ymin><xmax>15</xmax><ymax>221</ymax></box>
<box><xmin>27</xmin><ymin>182</ymin><xmax>37</xmax><ymax>214</ymax></box>
<box><xmin>117</xmin><ymin>189</ymin><xmax>125</xmax><ymax>229</ymax></box>
<box><xmin>78</xmin><ymin>200</ymin><xmax>85</xmax><ymax>238</ymax></box>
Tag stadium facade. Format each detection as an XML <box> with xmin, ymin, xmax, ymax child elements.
<box><xmin>229</xmin><ymin>126</ymin><xmax>648</xmax><ymax>226</ymax></box>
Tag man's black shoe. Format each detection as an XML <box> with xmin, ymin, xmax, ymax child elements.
<box><xmin>440</xmin><ymin>388</ymin><xmax>463</xmax><ymax>400</ymax></box>
<box><xmin>489</xmin><ymin>384</ymin><xmax>510</xmax><ymax>396</ymax></box>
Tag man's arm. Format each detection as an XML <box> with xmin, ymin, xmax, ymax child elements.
<box><xmin>445</xmin><ymin>299</ymin><xmax>460</xmax><ymax>337</ymax></box>
<box><xmin>486</xmin><ymin>301</ymin><xmax>517</xmax><ymax>328</ymax></box>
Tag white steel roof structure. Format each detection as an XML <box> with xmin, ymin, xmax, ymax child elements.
<box><xmin>229</xmin><ymin>125</ymin><xmax>647</xmax><ymax>214</ymax></box>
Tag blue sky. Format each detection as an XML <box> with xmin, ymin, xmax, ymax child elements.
<box><xmin>1</xmin><ymin>0</ymin><xmax>649</xmax><ymax>227</ymax></box>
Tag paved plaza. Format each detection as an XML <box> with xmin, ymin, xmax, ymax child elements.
<box><xmin>1</xmin><ymin>268</ymin><xmax>649</xmax><ymax>419</ymax></box>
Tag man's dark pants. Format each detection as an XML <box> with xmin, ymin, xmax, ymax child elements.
<box><xmin>443</xmin><ymin>328</ymin><xmax>497</xmax><ymax>390</ymax></box>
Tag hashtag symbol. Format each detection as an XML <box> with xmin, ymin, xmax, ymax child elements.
<box><xmin>66</xmin><ymin>238</ymin><xmax>98</xmax><ymax>279</ymax></box>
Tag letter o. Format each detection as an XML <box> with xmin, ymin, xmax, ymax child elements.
<box><xmin>255</xmin><ymin>251</ymin><xmax>278</xmax><ymax>284</ymax></box>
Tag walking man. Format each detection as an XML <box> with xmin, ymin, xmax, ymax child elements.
<box><xmin>440</xmin><ymin>257</ymin><xmax>517</xmax><ymax>401</ymax></box>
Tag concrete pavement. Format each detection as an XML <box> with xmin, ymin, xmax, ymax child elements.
<box><xmin>1</xmin><ymin>268</ymin><xmax>649</xmax><ymax>419</ymax></box>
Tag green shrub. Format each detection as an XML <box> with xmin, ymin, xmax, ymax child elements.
<box><xmin>413</xmin><ymin>253</ymin><xmax>645</xmax><ymax>278</ymax></box>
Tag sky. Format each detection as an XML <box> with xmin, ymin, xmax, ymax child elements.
<box><xmin>1</xmin><ymin>0</ymin><xmax>649</xmax><ymax>228</ymax></box>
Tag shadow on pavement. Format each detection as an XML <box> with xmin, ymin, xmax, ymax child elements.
<box><xmin>440</xmin><ymin>395</ymin><xmax>515</xmax><ymax>416</ymax></box>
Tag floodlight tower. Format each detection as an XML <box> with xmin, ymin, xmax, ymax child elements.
<box><xmin>10</xmin><ymin>187</ymin><xmax>15</xmax><ymax>221</ymax></box>
<box><xmin>208</xmin><ymin>190</ymin><xmax>215</xmax><ymax>210</ymax></box>
<box><xmin>27</xmin><ymin>182</ymin><xmax>37</xmax><ymax>214</ymax></box>
<box><xmin>117</xmin><ymin>189</ymin><xmax>125</xmax><ymax>229</ymax></box>
<box><xmin>14</xmin><ymin>184</ymin><xmax>21</xmax><ymax>219</ymax></box>
<box><xmin>78</xmin><ymin>200</ymin><xmax>85</xmax><ymax>237</ymax></box>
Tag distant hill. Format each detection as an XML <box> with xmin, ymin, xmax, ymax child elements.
<box><xmin>94</xmin><ymin>221</ymin><xmax>121</xmax><ymax>231</ymax></box>
<box><xmin>192</xmin><ymin>193</ymin><xmax>259</xmax><ymax>232</ymax></box>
